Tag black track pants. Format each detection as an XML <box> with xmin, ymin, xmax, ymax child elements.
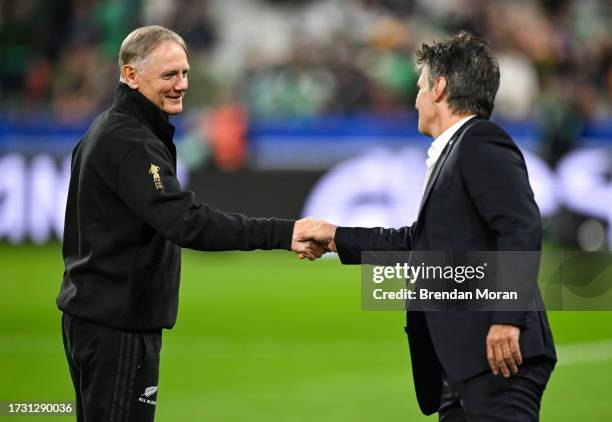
<box><xmin>61</xmin><ymin>313</ymin><xmax>162</xmax><ymax>422</ymax></box>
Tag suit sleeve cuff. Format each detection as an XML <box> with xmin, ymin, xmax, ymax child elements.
<box><xmin>335</xmin><ymin>227</ymin><xmax>362</xmax><ymax>265</ymax></box>
<box><xmin>491</xmin><ymin>311</ymin><xmax>529</xmax><ymax>330</ymax></box>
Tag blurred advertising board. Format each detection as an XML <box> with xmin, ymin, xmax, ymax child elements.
<box><xmin>0</xmin><ymin>116</ymin><xmax>610</xmax><ymax>246</ymax></box>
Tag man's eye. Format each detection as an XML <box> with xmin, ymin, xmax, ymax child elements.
<box><xmin>162</xmin><ymin>74</ymin><xmax>173</xmax><ymax>80</ymax></box>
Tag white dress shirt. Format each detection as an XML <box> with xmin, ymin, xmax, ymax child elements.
<box><xmin>423</xmin><ymin>115</ymin><xmax>475</xmax><ymax>190</ymax></box>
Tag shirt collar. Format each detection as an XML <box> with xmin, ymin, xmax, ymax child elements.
<box><xmin>426</xmin><ymin>115</ymin><xmax>476</xmax><ymax>167</ymax></box>
<box><xmin>111</xmin><ymin>83</ymin><xmax>176</xmax><ymax>147</ymax></box>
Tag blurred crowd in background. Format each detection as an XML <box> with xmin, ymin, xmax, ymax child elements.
<box><xmin>1</xmin><ymin>0</ymin><xmax>610</xmax><ymax>125</ymax></box>
<box><xmin>0</xmin><ymin>0</ymin><xmax>610</xmax><ymax>248</ymax></box>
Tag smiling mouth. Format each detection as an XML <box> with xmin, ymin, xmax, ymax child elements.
<box><xmin>165</xmin><ymin>95</ymin><xmax>182</xmax><ymax>101</ymax></box>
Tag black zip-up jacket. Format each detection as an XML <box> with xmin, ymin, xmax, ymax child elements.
<box><xmin>57</xmin><ymin>83</ymin><xmax>294</xmax><ymax>331</ymax></box>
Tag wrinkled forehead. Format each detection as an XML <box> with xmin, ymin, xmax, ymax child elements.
<box><xmin>139</xmin><ymin>41</ymin><xmax>189</xmax><ymax>70</ymax></box>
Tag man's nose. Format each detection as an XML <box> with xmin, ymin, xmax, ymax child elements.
<box><xmin>175</xmin><ymin>75</ymin><xmax>188</xmax><ymax>91</ymax></box>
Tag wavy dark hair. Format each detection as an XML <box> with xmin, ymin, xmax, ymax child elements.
<box><xmin>416</xmin><ymin>31</ymin><xmax>500</xmax><ymax>119</ymax></box>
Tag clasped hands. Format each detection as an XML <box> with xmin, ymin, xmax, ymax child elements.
<box><xmin>290</xmin><ymin>217</ymin><xmax>337</xmax><ymax>260</ymax></box>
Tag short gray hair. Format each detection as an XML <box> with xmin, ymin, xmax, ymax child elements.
<box><xmin>118</xmin><ymin>25</ymin><xmax>187</xmax><ymax>81</ymax></box>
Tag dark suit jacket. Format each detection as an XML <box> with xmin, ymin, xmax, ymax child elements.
<box><xmin>334</xmin><ymin>117</ymin><xmax>556</xmax><ymax>415</ymax></box>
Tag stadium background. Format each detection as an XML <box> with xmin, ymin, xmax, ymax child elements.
<box><xmin>0</xmin><ymin>0</ymin><xmax>611</xmax><ymax>420</ymax></box>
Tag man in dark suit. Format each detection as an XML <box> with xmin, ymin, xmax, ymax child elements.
<box><xmin>295</xmin><ymin>32</ymin><xmax>556</xmax><ymax>421</ymax></box>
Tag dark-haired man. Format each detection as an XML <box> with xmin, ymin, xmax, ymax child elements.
<box><xmin>57</xmin><ymin>25</ymin><xmax>323</xmax><ymax>422</ymax></box>
<box><xmin>296</xmin><ymin>32</ymin><xmax>556</xmax><ymax>421</ymax></box>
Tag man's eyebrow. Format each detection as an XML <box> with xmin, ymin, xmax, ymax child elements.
<box><xmin>160</xmin><ymin>67</ymin><xmax>189</xmax><ymax>75</ymax></box>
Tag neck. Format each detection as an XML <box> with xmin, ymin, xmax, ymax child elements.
<box><xmin>430</xmin><ymin>110</ymin><xmax>473</xmax><ymax>139</ymax></box>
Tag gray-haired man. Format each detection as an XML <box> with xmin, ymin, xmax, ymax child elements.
<box><xmin>57</xmin><ymin>25</ymin><xmax>322</xmax><ymax>422</ymax></box>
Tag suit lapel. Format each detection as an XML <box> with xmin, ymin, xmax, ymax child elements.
<box><xmin>416</xmin><ymin>117</ymin><xmax>480</xmax><ymax>222</ymax></box>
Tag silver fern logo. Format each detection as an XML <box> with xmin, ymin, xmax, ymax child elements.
<box><xmin>142</xmin><ymin>386</ymin><xmax>157</xmax><ymax>398</ymax></box>
<box><xmin>138</xmin><ymin>386</ymin><xmax>158</xmax><ymax>405</ymax></box>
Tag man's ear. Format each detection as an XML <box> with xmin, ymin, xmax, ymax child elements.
<box><xmin>432</xmin><ymin>76</ymin><xmax>447</xmax><ymax>102</ymax></box>
<box><xmin>121</xmin><ymin>64</ymin><xmax>139</xmax><ymax>89</ymax></box>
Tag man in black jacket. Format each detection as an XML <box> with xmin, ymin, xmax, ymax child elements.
<box><xmin>295</xmin><ymin>32</ymin><xmax>556</xmax><ymax>421</ymax></box>
<box><xmin>57</xmin><ymin>25</ymin><xmax>323</xmax><ymax>422</ymax></box>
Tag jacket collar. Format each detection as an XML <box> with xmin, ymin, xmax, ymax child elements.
<box><xmin>416</xmin><ymin>115</ymin><xmax>482</xmax><ymax>222</ymax></box>
<box><xmin>112</xmin><ymin>83</ymin><xmax>175</xmax><ymax>147</ymax></box>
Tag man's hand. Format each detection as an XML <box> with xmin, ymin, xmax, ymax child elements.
<box><xmin>293</xmin><ymin>218</ymin><xmax>337</xmax><ymax>253</ymax></box>
<box><xmin>486</xmin><ymin>324</ymin><xmax>523</xmax><ymax>377</ymax></box>
<box><xmin>291</xmin><ymin>217</ymin><xmax>328</xmax><ymax>260</ymax></box>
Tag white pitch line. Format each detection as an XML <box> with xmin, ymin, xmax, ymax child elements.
<box><xmin>2</xmin><ymin>336</ymin><xmax>612</xmax><ymax>367</ymax></box>
<box><xmin>555</xmin><ymin>339</ymin><xmax>612</xmax><ymax>366</ymax></box>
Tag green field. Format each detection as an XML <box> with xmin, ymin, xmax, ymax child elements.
<box><xmin>1</xmin><ymin>243</ymin><xmax>611</xmax><ymax>421</ymax></box>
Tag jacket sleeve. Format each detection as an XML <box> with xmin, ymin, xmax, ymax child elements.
<box><xmin>334</xmin><ymin>225</ymin><xmax>413</xmax><ymax>265</ymax></box>
<box><xmin>458</xmin><ymin>130</ymin><xmax>542</xmax><ymax>329</ymax></box>
<box><xmin>115</xmin><ymin>140</ymin><xmax>294</xmax><ymax>251</ymax></box>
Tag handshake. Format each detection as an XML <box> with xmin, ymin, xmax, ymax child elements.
<box><xmin>290</xmin><ymin>217</ymin><xmax>337</xmax><ymax>260</ymax></box>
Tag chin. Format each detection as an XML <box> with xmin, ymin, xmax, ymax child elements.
<box><xmin>163</xmin><ymin>105</ymin><xmax>183</xmax><ymax>115</ymax></box>
<box><xmin>417</xmin><ymin>121</ymin><xmax>425</xmax><ymax>135</ymax></box>
<box><xmin>417</xmin><ymin>121</ymin><xmax>431</xmax><ymax>137</ymax></box>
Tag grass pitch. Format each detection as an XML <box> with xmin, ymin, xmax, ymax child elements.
<box><xmin>0</xmin><ymin>243</ymin><xmax>611</xmax><ymax>421</ymax></box>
